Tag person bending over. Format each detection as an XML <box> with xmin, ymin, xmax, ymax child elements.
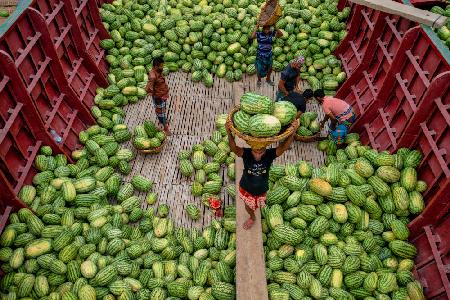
<box><xmin>225</xmin><ymin>120</ymin><xmax>299</xmax><ymax>229</ymax></box>
<box><xmin>314</xmin><ymin>89</ymin><xmax>356</xmax><ymax>145</ymax></box>
<box><xmin>285</xmin><ymin>89</ymin><xmax>314</xmax><ymax>119</ymax></box>
<box><xmin>276</xmin><ymin>56</ymin><xmax>305</xmax><ymax>101</ymax></box>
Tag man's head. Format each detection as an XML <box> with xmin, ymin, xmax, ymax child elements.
<box><xmin>153</xmin><ymin>56</ymin><xmax>164</xmax><ymax>72</ymax></box>
<box><xmin>303</xmin><ymin>89</ymin><xmax>314</xmax><ymax>100</ymax></box>
<box><xmin>314</xmin><ymin>89</ymin><xmax>325</xmax><ymax>103</ymax></box>
<box><xmin>262</xmin><ymin>25</ymin><xmax>271</xmax><ymax>34</ymax></box>
<box><xmin>251</xmin><ymin>148</ymin><xmax>266</xmax><ymax>161</ymax></box>
<box><xmin>291</xmin><ymin>56</ymin><xmax>305</xmax><ymax>69</ymax></box>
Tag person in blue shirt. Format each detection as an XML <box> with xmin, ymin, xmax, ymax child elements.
<box><xmin>250</xmin><ymin>25</ymin><xmax>283</xmax><ymax>87</ymax></box>
<box><xmin>276</xmin><ymin>56</ymin><xmax>305</xmax><ymax>101</ymax></box>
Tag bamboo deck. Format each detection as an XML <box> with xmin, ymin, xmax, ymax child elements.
<box><xmin>124</xmin><ymin>72</ymin><xmax>327</xmax><ymax>228</ymax></box>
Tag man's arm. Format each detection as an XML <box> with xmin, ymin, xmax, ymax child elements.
<box><xmin>320</xmin><ymin>113</ymin><xmax>335</xmax><ymax>128</ymax></box>
<box><xmin>294</xmin><ymin>74</ymin><xmax>302</xmax><ymax>92</ymax></box>
<box><xmin>320</xmin><ymin>114</ymin><xmax>329</xmax><ymax>128</ymax></box>
<box><xmin>275</xmin><ymin>29</ymin><xmax>283</xmax><ymax>38</ymax></box>
<box><xmin>278</xmin><ymin>79</ymin><xmax>289</xmax><ymax>96</ymax></box>
<box><xmin>250</xmin><ymin>30</ymin><xmax>257</xmax><ymax>39</ymax></box>
<box><xmin>144</xmin><ymin>74</ymin><xmax>155</xmax><ymax>95</ymax></box>
<box><xmin>329</xmin><ymin>115</ymin><xmax>337</xmax><ymax>130</ymax></box>
<box><xmin>276</xmin><ymin>120</ymin><xmax>299</xmax><ymax>157</ymax></box>
<box><xmin>295</xmin><ymin>111</ymin><xmax>303</xmax><ymax>119</ymax></box>
<box><xmin>226</xmin><ymin>122</ymin><xmax>244</xmax><ymax>157</ymax></box>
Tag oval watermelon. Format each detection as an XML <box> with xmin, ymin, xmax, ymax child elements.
<box><xmin>273</xmin><ymin>101</ymin><xmax>297</xmax><ymax>126</ymax></box>
<box><xmin>248</xmin><ymin>115</ymin><xmax>281</xmax><ymax>137</ymax></box>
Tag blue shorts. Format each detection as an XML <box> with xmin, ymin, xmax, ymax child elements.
<box><xmin>255</xmin><ymin>52</ymin><xmax>273</xmax><ymax>78</ymax></box>
<box><xmin>329</xmin><ymin>124</ymin><xmax>348</xmax><ymax>144</ymax></box>
<box><xmin>329</xmin><ymin>113</ymin><xmax>356</xmax><ymax>144</ymax></box>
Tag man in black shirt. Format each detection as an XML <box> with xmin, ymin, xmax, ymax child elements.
<box><xmin>277</xmin><ymin>89</ymin><xmax>313</xmax><ymax>132</ymax></box>
<box><xmin>225</xmin><ymin>120</ymin><xmax>299</xmax><ymax>229</ymax></box>
<box><xmin>286</xmin><ymin>89</ymin><xmax>314</xmax><ymax>119</ymax></box>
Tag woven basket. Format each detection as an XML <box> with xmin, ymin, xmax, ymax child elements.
<box><xmin>294</xmin><ymin>132</ymin><xmax>321</xmax><ymax>142</ymax></box>
<box><xmin>257</xmin><ymin>0</ymin><xmax>283</xmax><ymax>27</ymax></box>
<box><xmin>227</xmin><ymin>106</ymin><xmax>298</xmax><ymax>150</ymax></box>
<box><xmin>137</xmin><ymin>138</ymin><xmax>166</xmax><ymax>155</ymax></box>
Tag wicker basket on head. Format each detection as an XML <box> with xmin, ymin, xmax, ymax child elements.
<box><xmin>137</xmin><ymin>138</ymin><xmax>166</xmax><ymax>155</ymax></box>
<box><xmin>227</xmin><ymin>106</ymin><xmax>298</xmax><ymax>150</ymax></box>
<box><xmin>257</xmin><ymin>0</ymin><xmax>283</xmax><ymax>27</ymax></box>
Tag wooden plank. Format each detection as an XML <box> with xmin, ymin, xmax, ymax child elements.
<box><xmin>233</xmin><ymin>82</ymin><xmax>269</xmax><ymax>300</ymax></box>
<box><xmin>350</xmin><ymin>0</ymin><xmax>447</xmax><ymax>28</ymax></box>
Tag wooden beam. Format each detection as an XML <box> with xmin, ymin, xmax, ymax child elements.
<box><xmin>349</xmin><ymin>0</ymin><xmax>447</xmax><ymax>28</ymax></box>
<box><xmin>233</xmin><ymin>82</ymin><xmax>269</xmax><ymax>300</ymax></box>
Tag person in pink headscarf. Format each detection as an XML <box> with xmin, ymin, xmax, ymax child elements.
<box><xmin>276</xmin><ymin>56</ymin><xmax>305</xmax><ymax>101</ymax></box>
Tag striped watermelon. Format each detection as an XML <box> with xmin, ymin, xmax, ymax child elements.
<box><xmin>240</xmin><ymin>93</ymin><xmax>274</xmax><ymax>115</ymax></box>
<box><xmin>248</xmin><ymin>115</ymin><xmax>281</xmax><ymax>137</ymax></box>
<box><xmin>233</xmin><ymin>110</ymin><xmax>251</xmax><ymax>134</ymax></box>
<box><xmin>273</xmin><ymin>101</ymin><xmax>297</xmax><ymax>126</ymax></box>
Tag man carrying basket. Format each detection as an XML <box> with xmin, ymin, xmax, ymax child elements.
<box><xmin>225</xmin><ymin>120</ymin><xmax>299</xmax><ymax>230</ymax></box>
<box><xmin>250</xmin><ymin>25</ymin><xmax>283</xmax><ymax>87</ymax></box>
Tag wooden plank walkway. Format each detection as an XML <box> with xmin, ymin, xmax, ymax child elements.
<box><xmin>233</xmin><ymin>76</ymin><xmax>327</xmax><ymax>300</ymax></box>
<box><xmin>124</xmin><ymin>72</ymin><xmax>326</xmax><ymax>229</ymax></box>
<box><xmin>233</xmin><ymin>82</ymin><xmax>269</xmax><ymax>300</ymax></box>
<box><xmin>232</xmin><ymin>77</ymin><xmax>326</xmax><ymax>300</ymax></box>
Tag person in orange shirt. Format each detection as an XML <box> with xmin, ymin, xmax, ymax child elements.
<box><xmin>314</xmin><ymin>89</ymin><xmax>356</xmax><ymax>145</ymax></box>
<box><xmin>145</xmin><ymin>57</ymin><xmax>171</xmax><ymax>135</ymax></box>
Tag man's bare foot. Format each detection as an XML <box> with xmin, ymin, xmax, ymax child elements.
<box><xmin>243</xmin><ymin>218</ymin><xmax>255</xmax><ymax>230</ymax></box>
<box><xmin>164</xmin><ymin>127</ymin><xmax>172</xmax><ymax>136</ymax></box>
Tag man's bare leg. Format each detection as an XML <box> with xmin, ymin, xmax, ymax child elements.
<box><xmin>243</xmin><ymin>204</ymin><xmax>256</xmax><ymax>230</ymax></box>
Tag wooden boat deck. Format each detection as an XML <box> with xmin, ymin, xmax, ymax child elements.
<box><xmin>124</xmin><ymin>72</ymin><xmax>327</xmax><ymax>229</ymax></box>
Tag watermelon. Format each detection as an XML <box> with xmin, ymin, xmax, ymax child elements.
<box><xmin>273</xmin><ymin>101</ymin><xmax>297</xmax><ymax>126</ymax></box>
<box><xmin>186</xmin><ymin>204</ymin><xmax>200</xmax><ymax>220</ymax></box>
<box><xmin>248</xmin><ymin>114</ymin><xmax>281</xmax><ymax>137</ymax></box>
<box><xmin>240</xmin><ymin>93</ymin><xmax>274</xmax><ymax>115</ymax></box>
<box><xmin>233</xmin><ymin>110</ymin><xmax>251</xmax><ymax>134</ymax></box>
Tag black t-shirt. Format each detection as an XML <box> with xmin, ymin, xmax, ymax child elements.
<box><xmin>281</xmin><ymin>64</ymin><xmax>300</xmax><ymax>92</ymax></box>
<box><xmin>286</xmin><ymin>91</ymin><xmax>306</xmax><ymax>113</ymax></box>
<box><xmin>239</xmin><ymin>148</ymin><xmax>277</xmax><ymax>196</ymax></box>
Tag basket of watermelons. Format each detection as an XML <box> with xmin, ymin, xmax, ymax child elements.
<box><xmin>227</xmin><ymin>92</ymin><xmax>299</xmax><ymax>150</ymax></box>
<box><xmin>132</xmin><ymin>120</ymin><xmax>167</xmax><ymax>154</ymax></box>
<box><xmin>257</xmin><ymin>0</ymin><xmax>283</xmax><ymax>26</ymax></box>
<box><xmin>295</xmin><ymin>111</ymin><xmax>322</xmax><ymax>142</ymax></box>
